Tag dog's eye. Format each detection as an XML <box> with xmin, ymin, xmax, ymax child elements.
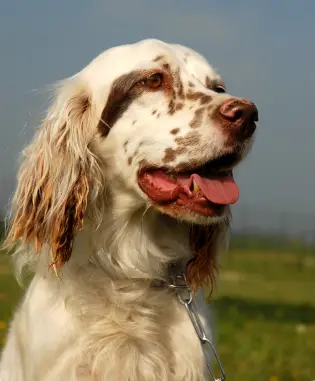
<box><xmin>214</xmin><ymin>86</ymin><xmax>226</xmax><ymax>94</ymax></box>
<box><xmin>142</xmin><ymin>73</ymin><xmax>163</xmax><ymax>89</ymax></box>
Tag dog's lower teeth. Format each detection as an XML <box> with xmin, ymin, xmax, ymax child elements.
<box><xmin>193</xmin><ymin>180</ymin><xmax>200</xmax><ymax>193</ymax></box>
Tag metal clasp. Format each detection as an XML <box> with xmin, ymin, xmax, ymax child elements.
<box><xmin>168</xmin><ymin>267</ymin><xmax>226</xmax><ymax>381</ymax></box>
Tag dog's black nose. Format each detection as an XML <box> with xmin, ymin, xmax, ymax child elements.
<box><xmin>219</xmin><ymin>99</ymin><xmax>258</xmax><ymax>139</ymax></box>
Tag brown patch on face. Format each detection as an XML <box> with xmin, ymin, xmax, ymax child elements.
<box><xmin>163</xmin><ymin>146</ymin><xmax>188</xmax><ymax>163</ymax></box>
<box><xmin>188</xmin><ymin>81</ymin><xmax>195</xmax><ymax>88</ymax></box>
<box><xmin>189</xmin><ymin>107</ymin><xmax>205</xmax><ymax>128</ymax></box>
<box><xmin>168</xmin><ymin>100</ymin><xmax>176</xmax><ymax>115</ymax></box>
<box><xmin>152</xmin><ymin>110</ymin><xmax>157</xmax><ymax>115</ymax></box>
<box><xmin>97</xmin><ymin>71</ymin><xmax>147</xmax><ymax>136</ymax></box>
<box><xmin>200</xmin><ymin>95</ymin><xmax>212</xmax><ymax>105</ymax></box>
<box><xmin>97</xmin><ymin>69</ymin><xmax>166</xmax><ymax>136</ymax></box>
<box><xmin>175</xmin><ymin>131</ymin><xmax>201</xmax><ymax>146</ymax></box>
<box><xmin>173</xmin><ymin>68</ymin><xmax>184</xmax><ymax>99</ymax></box>
<box><xmin>175</xmin><ymin>146</ymin><xmax>187</xmax><ymax>155</ymax></box>
<box><xmin>170</xmin><ymin>128</ymin><xmax>180</xmax><ymax>135</ymax></box>
<box><xmin>123</xmin><ymin>140</ymin><xmax>128</xmax><ymax>153</ymax></box>
<box><xmin>128</xmin><ymin>156</ymin><xmax>133</xmax><ymax>165</ymax></box>
<box><xmin>186</xmin><ymin>92</ymin><xmax>205</xmax><ymax>101</ymax></box>
<box><xmin>153</xmin><ymin>55</ymin><xmax>164</xmax><ymax>62</ymax></box>
<box><xmin>175</xmin><ymin>103</ymin><xmax>184</xmax><ymax>111</ymax></box>
<box><xmin>177</xmin><ymin>81</ymin><xmax>184</xmax><ymax>100</ymax></box>
<box><xmin>163</xmin><ymin>148</ymin><xmax>176</xmax><ymax>163</ymax></box>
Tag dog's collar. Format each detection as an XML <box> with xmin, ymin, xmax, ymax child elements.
<box><xmin>150</xmin><ymin>262</ymin><xmax>191</xmax><ymax>289</ymax></box>
<box><xmin>151</xmin><ymin>263</ymin><xmax>226</xmax><ymax>381</ymax></box>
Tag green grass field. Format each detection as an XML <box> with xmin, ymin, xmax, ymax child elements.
<box><xmin>212</xmin><ymin>247</ymin><xmax>315</xmax><ymax>381</ymax></box>
<box><xmin>1</xmin><ymin>241</ymin><xmax>315</xmax><ymax>381</ymax></box>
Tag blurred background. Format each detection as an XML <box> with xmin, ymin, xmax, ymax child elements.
<box><xmin>0</xmin><ymin>1</ymin><xmax>314</xmax><ymax>380</ymax></box>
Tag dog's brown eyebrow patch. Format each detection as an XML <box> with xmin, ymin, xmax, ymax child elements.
<box><xmin>170</xmin><ymin>128</ymin><xmax>180</xmax><ymax>135</ymax></box>
<box><xmin>188</xmin><ymin>81</ymin><xmax>195</xmax><ymax>88</ymax></box>
<box><xmin>128</xmin><ymin>157</ymin><xmax>133</xmax><ymax>165</ymax></box>
<box><xmin>152</xmin><ymin>110</ymin><xmax>157</xmax><ymax>115</ymax></box>
<box><xmin>97</xmin><ymin>70</ymin><xmax>147</xmax><ymax>136</ymax></box>
<box><xmin>189</xmin><ymin>108</ymin><xmax>205</xmax><ymax>129</ymax></box>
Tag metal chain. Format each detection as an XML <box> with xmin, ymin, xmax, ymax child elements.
<box><xmin>168</xmin><ymin>266</ymin><xmax>226</xmax><ymax>381</ymax></box>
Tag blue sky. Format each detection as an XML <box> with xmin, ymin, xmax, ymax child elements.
<box><xmin>1</xmin><ymin>0</ymin><xmax>315</xmax><ymax>224</ymax></box>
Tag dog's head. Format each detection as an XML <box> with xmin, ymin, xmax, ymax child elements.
<box><xmin>91</xmin><ymin>40</ymin><xmax>257</xmax><ymax>225</ymax></box>
<box><xmin>6</xmin><ymin>39</ymin><xmax>258</xmax><ymax>285</ymax></box>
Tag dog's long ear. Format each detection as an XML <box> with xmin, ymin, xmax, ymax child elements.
<box><xmin>187</xmin><ymin>219</ymin><xmax>230</xmax><ymax>294</ymax></box>
<box><xmin>5</xmin><ymin>79</ymin><xmax>103</xmax><ymax>268</ymax></box>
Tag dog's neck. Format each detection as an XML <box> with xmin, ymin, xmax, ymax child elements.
<box><xmin>64</xmin><ymin>189</ymin><xmax>193</xmax><ymax>283</ymax></box>
<box><xmin>91</xmin><ymin>211</ymin><xmax>191</xmax><ymax>281</ymax></box>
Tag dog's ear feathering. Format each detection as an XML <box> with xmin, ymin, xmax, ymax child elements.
<box><xmin>187</xmin><ymin>221</ymin><xmax>229</xmax><ymax>293</ymax></box>
<box><xmin>5</xmin><ymin>79</ymin><xmax>103</xmax><ymax>268</ymax></box>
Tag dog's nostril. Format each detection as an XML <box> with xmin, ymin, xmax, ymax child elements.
<box><xmin>219</xmin><ymin>100</ymin><xmax>258</xmax><ymax>125</ymax></box>
<box><xmin>229</xmin><ymin>107</ymin><xmax>244</xmax><ymax>123</ymax></box>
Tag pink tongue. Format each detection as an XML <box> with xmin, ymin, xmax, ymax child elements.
<box><xmin>191</xmin><ymin>174</ymin><xmax>239</xmax><ymax>204</ymax></box>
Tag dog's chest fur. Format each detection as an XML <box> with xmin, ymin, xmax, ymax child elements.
<box><xmin>11</xmin><ymin>274</ymin><xmax>211</xmax><ymax>381</ymax></box>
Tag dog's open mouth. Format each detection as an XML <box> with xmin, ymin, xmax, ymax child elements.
<box><xmin>138</xmin><ymin>152</ymin><xmax>241</xmax><ymax>216</ymax></box>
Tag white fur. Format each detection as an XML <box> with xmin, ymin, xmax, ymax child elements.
<box><xmin>0</xmin><ymin>39</ymin><xmax>251</xmax><ymax>381</ymax></box>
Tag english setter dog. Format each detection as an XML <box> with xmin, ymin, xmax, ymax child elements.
<box><xmin>0</xmin><ymin>39</ymin><xmax>258</xmax><ymax>381</ymax></box>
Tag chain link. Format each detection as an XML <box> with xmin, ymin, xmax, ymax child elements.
<box><xmin>168</xmin><ymin>266</ymin><xmax>226</xmax><ymax>381</ymax></box>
